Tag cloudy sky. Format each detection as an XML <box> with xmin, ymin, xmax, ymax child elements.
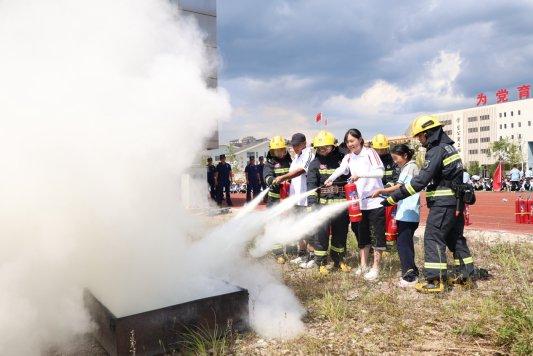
<box><xmin>217</xmin><ymin>0</ymin><xmax>533</xmax><ymax>143</ymax></box>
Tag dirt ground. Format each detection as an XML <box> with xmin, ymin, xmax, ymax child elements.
<box><xmin>231</xmin><ymin>229</ymin><xmax>532</xmax><ymax>355</ymax></box>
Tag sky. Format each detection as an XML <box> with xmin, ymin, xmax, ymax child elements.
<box><xmin>217</xmin><ymin>0</ymin><xmax>533</xmax><ymax>144</ymax></box>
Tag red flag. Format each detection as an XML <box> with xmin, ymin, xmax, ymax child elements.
<box><xmin>493</xmin><ymin>161</ymin><xmax>503</xmax><ymax>191</ymax></box>
<box><xmin>315</xmin><ymin>112</ymin><xmax>322</xmax><ymax>123</ymax></box>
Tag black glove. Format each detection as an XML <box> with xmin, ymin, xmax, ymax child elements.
<box><xmin>380</xmin><ymin>196</ymin><xmax>396</xmax><ymax>207</ymax></box>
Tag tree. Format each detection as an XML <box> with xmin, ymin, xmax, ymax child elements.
<box><xmin>486</xmin><ymin>137</ymin><xmax>522</xmax><ymax>167</ymax></box>
<box><xmin>467</xmin><ymin>161</ymin><xmax>481</xmax><ymax>176</ymax></box>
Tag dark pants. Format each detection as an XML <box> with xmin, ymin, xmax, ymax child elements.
<box><xmin>246</xmin><ymin>182</ymin><xmax>261</xmax><ymax>202</ymax></box>
<box><xmin>397</xmin><ymin>221</ymin><xmax>419</xmax><ymax>282</ymax></box>
<box><xmin>216</xmin><ymin>182</ymin><xmax>232</xmax><ymax>206</ymax></box>
<box><xmin>511</xmin><ymin>181</ymin><xmax>519</xmax><ymax>191</ymax></box>
<box><xmin>357</xmin><ymin>207</ymin><xmax>386</xmax><ymax>250</ymax></box>
<box><xmin>313</xmin><ymin>208</ymin><xmax>349</xmax><ymax>266</ymax></box>
<box><xmin>208</xmin><ymin>182</ymin><xmax>216</xmax><ymax>200</ymax></box>
<box><xmin>423</xmin><ymin>206</ymin><xmax>474</xmax><ymax>281</ymax></box>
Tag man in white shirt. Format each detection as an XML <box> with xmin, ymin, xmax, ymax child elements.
<box><xmin>272</xmin><ymin>133</ymin><xmax>314</xmax><ymax>264</ymax></box>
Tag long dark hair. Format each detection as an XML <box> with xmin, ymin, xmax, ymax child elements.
<box><xmin>391</xmin><ymin>144</ymin><xmax>415</xmax><ymax>161</ymax></box>
<box><xmin>343</xmin><ymin>128</ymin><xmax>364</xmax><ymax>145</ymax></box>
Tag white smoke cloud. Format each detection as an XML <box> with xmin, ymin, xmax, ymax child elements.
<box><xmin>0</xmin><ymin>0</ymin><xmax>307</xmax><ymax>354</ymax></box>
<box><xmin>324</xmin><ymin>50</ymin><xmax>468</xmax><ymax>115</ymax></box>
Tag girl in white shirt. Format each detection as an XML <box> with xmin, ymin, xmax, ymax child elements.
<box><xmin>325</xmin><ymin>129</ymin><xmax>386</xmax><ymax>281</ymax></box>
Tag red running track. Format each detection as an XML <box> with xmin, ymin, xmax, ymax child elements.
<box><xmin>225</xmin><ymin>191</ymin><xmax>533</xmax><ymax>234</ymax></box>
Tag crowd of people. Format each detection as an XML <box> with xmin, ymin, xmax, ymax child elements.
<box><xmin>207</xmin><ymin>115</ymin><xmax>484</xmax><ymax>293</ymax></box>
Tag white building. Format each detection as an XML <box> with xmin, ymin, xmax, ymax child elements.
<box><xmin>435</xmin><ymin>97</ymin><xmax>533</xmax><ymax>172</ymax></box>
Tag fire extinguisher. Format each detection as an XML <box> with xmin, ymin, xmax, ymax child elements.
<box><xmin>344</xmin><ymin>183</ymin><xmax>362</xmax><ymax>222</ymax></box>
<box><xmin>515</xmin><ymin>197</ymin><xmax>522</xmax><ymax>223</ymax></box>
<box><xmin>280</xmin><ymin>181</ymin><xmax>290</xmax><ymax>200</ymax></box>
<box><xmin>524</xmin><ymin>195</ymin><xmax>533</xmax><ymax>224</ymax></box>
<box><xmin>520</xmin><ymin>199</ymin><xmax>527</xmax><ymax>224</ymax></box>
<box><xmin>385</xmin><ymin>205</ymin><xmax>398</xmax><ymax>243</ymax></box>
<box><xmin>464</xmin><ymin>204</ymin><xmax>472</xmax><ymax>226</ymax></box>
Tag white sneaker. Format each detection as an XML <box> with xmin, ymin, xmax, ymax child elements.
<box><xmin>300</xmin><ymin>259</ymin><xmax>317</xmax><ymax>269</ymax></box>
<box><xmin>353</xmin><ymin>265</ymin><xmax>370</xmax><ymax>276</ymax></box>
<box><xmin>290</xmin><ymin>256</ymin><xmax>305</xmax><ymax>264</ymax></box>
<box><xmin>398</xmin><ymin>277</ymin><xmax>418</xmax><ymax>288</ymax></box>
<box><xmin>363</xmin><ymin>268</ymin><xmax>380</xmax><ymax>281</ymax></box>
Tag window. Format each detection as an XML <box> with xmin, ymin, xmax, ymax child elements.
<box><xmin>499</xmin><ymin>113</ymin><xmax>502</xmax><ymax>118</ymax></box>
<box><xmin>480</xmin><ymin>126</ymin><xmax>490</xmax><ymax>132</ymax></box>
<box><xmin>500</xmin><ymin>136</ymin><xmax>502</xmax><ymax>139</ymax></box>
<box><xmin>445</xmin><ymin>130</ymin><xmax>452</xmax><ymax>135</ymax></box>
<box><xmin>480</xmin><ymin>114</ymin><xmax>490</xmax><ymax>120</ymax></box>
<box><xmin>511</xmin><ymin>123</ymin><xmax>514</xmax><ymax>128</ymax></box>
<box><xmin>468</xmin><ymin>127</ymin><xmax>479</xmax><ymax>133</ymax></box>
<box><xmin>511</xmin><ymin>135</ymin><xmax>514</xmax><ymax>139</ymax></box>
<box><xmin>518</xmin><ymin>110</ymin><xmax>521</xmax><ymax>115</ymax></box>
<box><xmin>518</xmin><ymin>122</ymin><xmax>521</xmax><ymax>127</ymax></box>
<box><xmin>511</xmin><ymin>111</ymin><xmax>513</xmax><ymax>116</ymax></box>
<box><xmin>481</xmin><ymin>137</ymin><xmax>490</xmax><ymax>143</ymax></box>
<box><xmin>467</xmin><ymin>116</ymin><xmax>478</xmax><ymax>122</ymax></box>
<box><xmin>480</xmin><ymin>148</ymin><xmax>489</xmax><ymax>154</ymax></box>
<box><xmin>519</xmin><ymin>134</ymin><xmax>522</xmax><ymax>139</ymax></box>
<box><xmin>504</xmin><ymin>112</ymin><xmax>507</xmax><ymax>117</ymax></box>
<box><xmin>441</xmin><ymin>119</ymin><xmax>452</xmax><ymax>126</ymax></box>
<box><xmin>468</xmin><ymin>138</ymin><xmax>478</xmax><ymax>144</ymax></box>
<box><xmin>468</xmin><ymin>149</ymin><xmax>479</xmax><ymax>154</ymax></box>
<box><xmin>499</xmin><ymin>124</ymin><xmax>502</xmax><ymax>129</ymax></box>
<box><xmin>529</xmin><ymin>121</ymin><xmax>531</xmax><ymax>126</ymax></box>
<box><xmin>504</xmin><ymin>124</ymin><xmax>507</xmax><ymax>128</ymax></box>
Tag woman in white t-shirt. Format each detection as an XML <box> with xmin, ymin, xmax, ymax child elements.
<box><xmin>325</xmin><ymin>129</ymin><xmax>386</xmax><ymax>281</ymax></box>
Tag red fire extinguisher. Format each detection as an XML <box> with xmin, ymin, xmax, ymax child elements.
<box><xmin>280</xmin><ymin>181</ymin><xmax>290</xmax><ymax>200</ymax></box>
<box><xmin>524</xmin><ymin>196</ymin><xmax>533</xmax><ymax>224</ymax></box>
<box><xmin>515</xmin><ymin>197</ymin><xmax>522</xmax><ymax>223</ymax></box>
<box><xmin>344</xmin><ymin>183</ymin><xmax>362</xmax><ymax>222</ymax></box>
<box><xmin>464</xmin><ymin>204</ymin><xmax>472</xmax><ymax>226</ymax></box>
<box><xmin>385</xmin><ymin>205</ymin><xmax>398</xmax><ymax>243</ymax></box>
<box><xmin>520</xmin><ymin>199</ymin><xmax>527</xmax><ymax>224</ymax></box>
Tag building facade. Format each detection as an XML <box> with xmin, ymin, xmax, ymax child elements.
<box><xmin>435</xmin><ymin>97</ymin><xmax>533</xmax><ymax>172</ymax></box>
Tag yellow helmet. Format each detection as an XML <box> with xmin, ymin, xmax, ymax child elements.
<box><xmin>312</xmin><ymin>130</ymin><xmax>336</xmax><ymax>148</ymax></box>
<box><xmin>410</xmin><ymin>115</ymin><xmax>442</xmax><ymax>137</ymax></box>
<box><xmin>371</xmin><ymin>133</ymin><xmax>389</xmax><ymax>149</ymax></box>
<box><xmin>269</xmin><ymin>135</ymin><xmax>287</xmax><ymax>150</ymax></box>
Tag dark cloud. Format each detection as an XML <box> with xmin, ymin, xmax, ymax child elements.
<box><xmin>218</xmin><ymin>0</ymin><xmax>533</xmax><ymax>141</ymax></box>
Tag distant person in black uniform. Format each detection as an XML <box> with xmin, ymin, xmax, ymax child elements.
<box><xmin>245</xmin><ymin>156</ymin><xmax>261</xmax><ymax>202</ymax></box>
<box><xmin>215</xmin><ymin>154</ymin><xmax>233</xmax><ymax>206</ymax></box>
<box><xmin>206</xmin><ymin>157</ymin><xmax>216</xmax><ymax>200</ymax></box>
<box><xmin>258</xmin><ymin>156</ymin><xmax>267</xmax><ymax>203</ymax></box>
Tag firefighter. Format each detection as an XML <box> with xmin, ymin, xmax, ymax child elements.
<box><xmin>382</xmin><ymin>115</ymin><xmax>475</xmax><ymax>293</ymax></box>
<box><xmin>371</xmin><ymin>134</ymin><xmax>399</xmax><ymax>187</ymax></box>
<box><xmin>306</xmin><ymin>130</ymin><xmax>351</xmax><ymax>275</ymax></box>
<box><xmin>263</xmin><ymin>135</ymin><xmax>292</xmax><ymax>263</ymax></box>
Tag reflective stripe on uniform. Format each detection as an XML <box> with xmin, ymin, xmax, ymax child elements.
<box><xmin>386</xmin><ymin>196</ymin><xmax>396</xmax><ymax>205</ymax></box>
<box><xmin>318</xmin><ymin>169</ymin><xmax>336</xmax><ymax>175</ymax></box>
<box><xmin>454</xmin><ymin>257</ymin><xmax>474</xmax><ymax>265</ymax></box>
<box><xmin>330</xmin><ymin>245</ymin><xmax>345</xmax><ymax>253</ymax></box>
<box><xmin>319</xmin><ymin>198</ymin><xmax>345</xmax><ymax>204</ymax></box>
<box><xmin>273</xmin><ymin>244</ymin><xmax>283</xmax><ymax>249</ymax></box>
<box><xmin>425</xmin><ymin>189</ymin><xmax>454</xmax><ymax>197</ymax></box>
<box><xmin>424</xmin><ymin>262</ymin><xmax>447</xmax><ymax>270</ymax></box>
<box><xmin>274</xmin><ymin>168</ymin><xmax>289</xmax><ymax>174</ymax></box>
<box><xmin>350</xmin><ymin>213</ymin><xmax>362</xmax><ymax>219</ymax></box>
<box><xmin>309</xmin><ymin>191</ymin><xmax>318</xmax><ymax>196</ymax></box>
<box><xmin>268</xmin><ymin>191</ymin><xmax>280</xmax><ymax>198</ymax></box>
<box><xmin>384</xmin><ymin>170</ymin><xmax>393</xmax><ymax>176</ymax></box>
<box><xmin>405</xmin><ymin>183</ymin><xmax>416</xmax><ymax>195</ymax></box>
<box><xmin>443</xmin><ymin>153</ymin><xmax>461</xmax><ymax>166</ymax></box>
<box><xmin>314</xmin><ymin>250</ymin><xmax>328</xmax><ymax>256</ymax></box>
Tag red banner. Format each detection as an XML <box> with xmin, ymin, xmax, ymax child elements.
<box><xmin>493</xmin><ymin>161</ymin><xmax>503</xmax><ymax>191</ymax></box>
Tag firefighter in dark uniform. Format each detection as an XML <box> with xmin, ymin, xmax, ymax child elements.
<box><xmin>371</xmin><ymin>133</ymin><xmax>399</xmax><ymax>187</ymax></box>
<box><xmin>307</xmin><ymin>131</ymin><xmax>351</xmax><ymax>275</ymax></box>
<box><xmin>382</xmin><ymin>115</ymin><xmax>475</xmax><ymax>293</ymax></box>
<box><xmin>263</xmin><ymin>135</ymin><xmax>292</xmax><ymax>263</ymax></box>
<box><xmin>206</xmin><ymin>157</ymin><xmax>216</xmax><ymax>200</ymax></box>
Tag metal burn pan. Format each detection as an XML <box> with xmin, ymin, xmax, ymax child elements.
<box><xmin>84</xmin><ymin>287</ymin><xmax>249</xmax><ymax>356</ymax></box>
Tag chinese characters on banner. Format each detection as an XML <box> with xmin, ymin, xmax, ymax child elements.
<box><xmin>476</xmin><ymin>84</ymin><xmax>530</xmax><ymax>106</ymax></box>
